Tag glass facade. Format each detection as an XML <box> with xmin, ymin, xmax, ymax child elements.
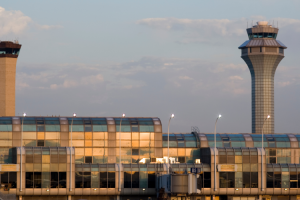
<box><xmin>1</xmin><ymin>116</ymin><xmax>300</xmax><ymax>199</ymax></box>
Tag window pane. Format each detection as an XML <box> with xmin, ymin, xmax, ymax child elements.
<box><xmin>100</xmin><ymin>172</ymin><xmax>107</xmax><ymax>188</ymax></box>
<box><xmin>108</xmin><ymin>172</ymin><xmax>115</xmax><ymax>188</ymax></box>
<box><xmin>274</xmin><ymin>172</ymin><xmax>281</xmax><ymax>188</ymax></box>
<box><xmin>34</xmin><ymin>172</ymin><xmax>42</xmax><ymax>188</ymax></box>
<box><xmin>91</xmin><ymin>172</ymin><xmax>99</xmax><ymax>188</ymax></box>
<box><xmin>26</xmin><ymin>172</ymin><xmax>34</xmax><ymax>188</ymax></box>
<box><xmin>42</xmin><ymin>172</ymin><xmax>50</xmax><ymax>188</ymax></box>
<box><xmin>9</xmin><ymin>172</ymin><xmax>17</xmax><ymax>188</ymax></box>
<box><xmin>1</xmin><ymin>172</ymin><xmax>8</xmax><ymax>188</ymax></box>
<box><xmin>51</xmin><ymin>172</ymin><xmax>58</xmax><ymax>188</ymax></box>
<box><xmin>282</xmin><ymin>172</ymin><xmax>289</xmax><ymax>188</ymax></box>
<box><xmin>243</xmin><ymin>172</ymin><xmax>250</xmax><ymax>188</ymax></box>
<box><xmin>267</xmin><ymin>172</ymin><xmax>274</xmax><ymax>188</ymax></box>
<box><xmin>132</xmin><ymin>171</ymin><xmax>139</xmax><ymax>188</ymax></box>
<box><xmin>59</xmin><ymin>172</ymin><xmax>66</xmax><ymax>188</ymax></box>
<box><xmin>148</xmin><ymin>171</ymin><xmax>155</xmax><ymax>188</ymax></box>
<box><xmin>219</xmin><ymin>172</ymin><xmax>227</xmax><ymax>188</ymax></box>
<box><xmin>83</xmin><ymin>172</ymin><xmax>91</xmax><ymax>188</ymax></box>
<box><xmin>75</xmin><ymin>172</ymin><xmax>83</xmax><ymax>188</ymax></box>
<box><xmin>204</xmin><ymin>172</ymin><xmax>211</xmax><ymax>188</ymax></box>
<box><xmin>124</xmin><ymin>172</ymin><xmax>131</xmax><ymax>188</ymax></box>
<box><xmin>251</xmin><ymin>172</ymin><xmax>258</xmax><ymax>188</ymax></box>
<box><xmin>228</xmin><ymin>172</ymin><xmax>235</xmax><ymax>188</ymax></box>
<box><xmin>140</xmin><ymin>171</ymin><xmax>147</xmax><ymax>188</ymax></box>
<box><xmin>235</xmin><ymin>172</ymin><xmax>243</xmax><ymax>188</ymax></box>
<box><xmin>290</xmin><ymin>172</ymin><xmax>297</xmax><ymax>188</ymax></box>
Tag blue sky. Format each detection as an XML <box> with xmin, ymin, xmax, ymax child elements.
<box><xmin>1</xmin><ymin>1</ymin><xmax>300</xmax><ymax>133</ymax></box>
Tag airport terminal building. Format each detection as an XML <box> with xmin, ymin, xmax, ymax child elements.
<box><xmin>0</xmin><ymin>116</ymin><xmax>299</xmax><ymax>200</ymax></box>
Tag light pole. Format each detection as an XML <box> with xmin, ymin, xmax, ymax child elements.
<box><xmin>20</xmin><ymin>113</ymin><xmax>26</xmax><ymax>192</ymax></box>
<box><xmin>261</xmin><ymin>115</ymin><xmax>270</xmax><ymax>192</ymax></box>
<box><xmin>214</xmin><ymin>114</ymin><xmax>221</xmax><ymax>192</ymax></box>
<box><xmin>167</xmin><ymin>114</ymin><xmax>174</xmax><ymax>174</ymax></box>
<box><xmin>70</xmin><ymin>113</ymin><xmax>76</xmax><ymax>192</ymax></box>
<box><xmin>119</xmin><ymin>113</ymin><xmax>125</xmax><ymax>192</ymax></box>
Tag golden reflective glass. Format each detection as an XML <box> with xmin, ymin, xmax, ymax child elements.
<box><xmin>22</xmin><ymin>140</ymin><xmax>34</xmax><ymax>147</ymax></box>
<box><xmin>132</xmin><ymin>132</ymin><xmax>139</xmax><ymax>140</ymax></box>
<box><xmin>116</xmin><ymin>148</ymin><xmax>131</xmax><ymax>156</ymax></box>
<box><xmin>185</xmin><ymin>149</ymin><xmax>192</xmax><ymax>156</ymax></box>
<box><xmin>85</xmin><ymin>132</ymin><xmax>92</xmax><ymax>140</ymax></box>
<box><xmin>116</xmin><ymin>140</ymin><xmax>131</xmax><ymax>147</ymax></box>
<box><xmin>72</xmin><ymin>140</ymin><xmax>84</xmax><ymax>147</ymax></box>
<box><xmin>0</xmin><ymin>140</ymin><xmax>12</xmax><ymax>147</ymax></box>
<box><xmin>93</xmin><ymin>140</ymin><xmax>106</xmax><ymax>147</ymax></box>
<box><xmin>169</xmin><ymin>148</ymin><xmax>177</xmax><ymax>156</ymax></box>
<box><xmin>132</xmin><ymin>141</ymin><xmax>139</xmax><ymax>147</ymax></box>
<box><xmin>75</xmin><ymin>148</ymin><xmax>84</xmax><ymax>155</ymax></box>
<box><xmin>140</xmin><ymin>133</ymin><xmax>150</xmax><ymax>140</ymax></box>
<box><xmin>23</xmin><ymin>132</ymin><xmax>36</xmax><ymax>140</ymax></box>
<box><xmin>150</xmin><ymin>133</ymin><xmax>154</xmax><ymax>140</ymax></box>
<box><xmin>235</xmin><ymin>156</ymin><xmax>242</xmax><ymax>164</ymax></box>
<box><xmin>93</xmin><ymin>148</ymin><xmax>106</xmax><ymax>156</ymax></box>
<box><xmin>42</xmin><ymin>155</ymin><xmax>50</xmax><ymax>163</ymax></box>
<box><xmin>50</xmin><ymin>164</ymin><xmax>58</xmax><ymax>171</ymax></box>
<box><xmin>85</xmin><ymin>140</ymin><xmax>92</xmax><ymax>147</ymax></box>
<box><xmin>59</xmin><ymin>164</ymin><xmax>67</xmax><ymax>171</ymax></box>
<box><xmin>71</xmin><ymin>132</ymin><xmax>84</xmax><ymax>140</ymax></box>
<box><xmin>236</xmin><ymin>164</ymin><xmax>243</xmax><ymax>171</ymax></box>
<box><xmin>34</xmin><ymin>164</ymin><xmax>42</xmax><ymax>171</ymax></box>
<box><xmin>116</xmin><ymin>132</ymin><xmax>131</xmax><ymax>140</ymax></box>
<box><xmin>42</xmin><ymin>164</ymin><xmax>50</xmax><ymax>172</ymax></box>
<box><xmin>140</xmin><ymin>141</ymin><xmax>150</xmax><ymax>147</ymax></box>
<box><xmin>163</xmin><ymin>148</ymin><xmax>168</xmax><ymax>157</ymax></box>
<box><xmin>45</xmin><ymin>132</ymin><xmax>60</xmax><ymax>140</ymax></box>
<box><xmin>25</xmin><ymin>163</ymin><xmax>33</xmax><ymax>171</ymax></box>
<box><xmin>85</xmin><ymin>148</ymin><xmax>93</xmax><ymax>156</ymax></box>
<box><xmin>93</xmin><ymin>132</ymin><xmax>108</xmax><ymax>140</ymax></box>
<box><xmin>178</xmin><ymin>149</ymin><xmax>185</xmax><ymax>156</ymax></box>
<box><xmin>251</xmin><ymin>164</ymin><xmax>258</xmax><ymax>171</ymax></box>
<box><xmin>0</xmin><ymin>132</ymin><xmax>12</xmax><ymax>139</ymax></box>
<box><xmin>37</xmin><ymin>132</ymin><xmax>44</xmax><ymax>140</ymax></box>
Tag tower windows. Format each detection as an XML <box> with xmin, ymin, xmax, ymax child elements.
<box><xmin>248</xmin><ymin>33</ymin><xmax>277</xmax><ymax>39</ymax></box>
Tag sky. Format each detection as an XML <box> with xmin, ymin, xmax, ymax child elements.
<box><xmin>1</xmin><ymin>0</ymin><xmax>300</xmax><ymax>133</ymax></box>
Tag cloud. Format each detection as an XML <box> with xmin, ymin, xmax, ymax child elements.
<box><xmin>0</xmin><ymin>7</ymin><xmax>31</xmax><ymax>37</ymax></box>
<box><xmin>179</xmin><ymin>76</ymin><xmax>193</xmax><ymax>80</ymax></box>
<box><xmin>137</xmin><ymin>17</ymin><xmax>300</xmax><ymax>44</ymax></box>
<box><xmin>229</xmin><ymin>76</ymin><xmax>243</xmax><ymax>81</ymax></box>
<box><xmin>36</xmin><ymin>24</ymin><xmax>63</xmax><ymax>30</ymax></box>
<box><xmin>0</xmin><ymin>6</ymin><xmax>62</xmax><ymax>38</ymax></box>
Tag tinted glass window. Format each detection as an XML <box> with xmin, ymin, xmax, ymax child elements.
<box><xmin>26</xmin><ymin>172</ymin><xmax>34</xmax><ymax>188</ymax></box>
<box><xmin>108</xmin><ymin>172</ymin><xmax>115</xmax><ymax>188</ymax></box>
<box><xmin>267</xmin><ymin>172</ymin><xmax>274</xmax><ymax>188</ymax></box>
<box><xmin>100</xmin><ymin>172</ymin><xmax>107</xmax><ymax>188</ymax></box>
<box><xmin>124</xmin><ymin>172</ymin><xmax>131</xmax><ymax>188</ymax></box>
<box><xmin>83</xmin><ymin>172</ymin><xmax>91</xmax><ymax>188</ymax></box>
<box><xmin>132</xmin><ymin>172</ymin><xmax>139</xmax><ymax>188</ymax></box>
<box><xmin>148</xmin><ymin>172</ymin><xmax>155</xmax><ymax>188</ymax></box>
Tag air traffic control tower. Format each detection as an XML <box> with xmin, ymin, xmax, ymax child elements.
<box><xmin>239</xmin><ymin>21</ymin><xmax>287</xmax><ymax>134</ymax></box>
<box><xmin>0</xmin><ymin>41</ymin><xmax>21</xmax><ymax>116</ymax></box>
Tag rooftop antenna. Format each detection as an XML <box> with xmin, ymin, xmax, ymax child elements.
<box><xmin>252</xmin><ymin>20</ymin><xmax>253</xmax><ymax>27</ymax></box>
<box><xmin>247</xmin><ymin>20</ymin><xmax>248</xmax><ymax>28</ymax></box>
<box><xmin>277</xmin><ymin>20</ymin><xmax>278</xmax><ymax>29</ymax></box>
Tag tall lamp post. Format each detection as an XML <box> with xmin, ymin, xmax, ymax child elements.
<box><xmin>70</xmin><ymin>113</ymin><xmax>76</xmax><ymax>192</ymax></box>
<box><xmin>167</xmin><ymin>114</ymin><xmax>174</xmax><ymax>174</ymax></box>
<box><xmin>261</xmin><ymin>115</ymin><xmax>270</xmax><ymax>192</ymax></box>
<box><xmin>119</xmin><ymin>114</ymin><xmax>125</xmax><ymax>192</ymax></box>
<box><xmin>20</xmin><ymin>113</ymin><xmax>26</xmax><ymax>192</ymax></box>
<box><xmin>214</xmin><ymin>114</ymin><xmax>221</xmax><ymax>192</ymax></box>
